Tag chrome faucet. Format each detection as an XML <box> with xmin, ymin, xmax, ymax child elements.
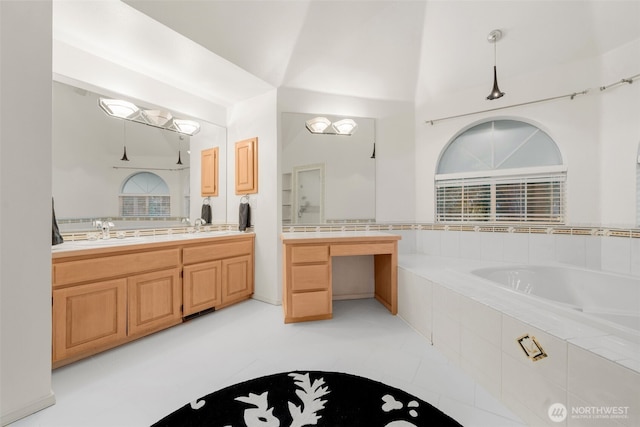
<box><xmin>194</xmin><ymin>218</ymin><xmax>206</xmax><ymax>232</ymax></box>
<box><xmin>101</xmin><ymin>221</ymin><xmax>114</xmax><ymax>239</ymax></box>
<box><xmin>93</xmin><ymin>220</ymin><xmax>114</xmax><ymax>239</ymax></box>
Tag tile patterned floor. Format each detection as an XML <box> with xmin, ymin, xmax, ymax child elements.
<box><xmin>11</xmin><ymin>299</ymin><xmax>526</xmax><ymax>426</ymax></box>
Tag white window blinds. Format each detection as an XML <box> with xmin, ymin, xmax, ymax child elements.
<box><xmin>436</xmin><ymin>174</ymin><xmax>565</xmax><ymax>223</ymax></box>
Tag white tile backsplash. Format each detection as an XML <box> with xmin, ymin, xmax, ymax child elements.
<box><xmin>480</xmin><ymin>231</ymin><xmax>504</xmax><ymax>261</ymax></box>
<box><xmin>529</xmin><ymin>233</ymin><xmax>557</xmax><ymax>264</ymax></box>
<box><xmin>601</xmin><ymin>236</ymin><xmax>632</xmax><ymax>275</ymax></box>
<box><xmin>503</xmin><ymin>233</ymin><xmax>530</xmax><ymax>264</ymax></box>
<box><xmin>556</xmin><ymin>234</ymin><xmax>586</xmax><ymax>267</ymax></box>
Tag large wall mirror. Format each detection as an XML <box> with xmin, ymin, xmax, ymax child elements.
<box><xmin>281</xmin><ymin>112</ymin><xmax>376</xmax><ymax>225</ymax></box>
<box><xmin>53</xmin><ymin>81</ymin><xmax>227</xmax><ymax>232</ymax></box>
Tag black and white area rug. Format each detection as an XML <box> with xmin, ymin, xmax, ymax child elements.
<box><xmin>152</xmin><ymin>371</ymin><xmax>463</xmax><ymax>426</ymax></box>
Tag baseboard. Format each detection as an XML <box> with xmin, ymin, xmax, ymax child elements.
<box><xmin>333</xmin><ymin>293</ymin><xmax>374</xmax><ymax>301</ymax></box>
<box><xmin>1</xmin><ymin>391</ymin><xmax>55</xmax><ymax>426</ymax></box>
<box><xmin>251</xmin><ymin>294</ymin><xmax>281</xmax><ymax>306</ymax></box>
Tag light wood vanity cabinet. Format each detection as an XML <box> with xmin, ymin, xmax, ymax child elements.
<box><xmin>52</xmin><ymin>234</ymin><xmax>254</xmax><ymax>367</ymax></box>
<box><xmin>182</xmin><ymin>238</ymin><xmax>254</xmax><ymax>315</ymax></box>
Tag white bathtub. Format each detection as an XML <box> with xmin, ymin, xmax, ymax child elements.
<box><xmin>472</xmin><ymin>265</ymin><xmax>640</xmax><ymax>338</ymax></box>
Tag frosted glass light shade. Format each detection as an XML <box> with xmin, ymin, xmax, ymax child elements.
<box><xmin>305</xmin><ymin>117</ymin><xmax>331</xmax><ymax>133</ymax></box>
<box><xmin>173</xmin><ymin>119</ymin><xmax>201</xmax><ymax>135</ymax></box>
<box><xmin>143</xmin><ymin>109</ymin><xmax>173</xmax><ymax>126</ymax></box>
<box><xmin>332</xmin><ymin>118</ymin><xmax>358</xmax><ymax>135</ymax></box>
<box><xmin>98</xmin><ymin>98</ymin><xmax>139</xmax><ymax>119</ymax></box>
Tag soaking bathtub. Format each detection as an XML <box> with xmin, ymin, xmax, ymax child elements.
<box><xmin>472</xmin><ymin>265</ymin><xmax>640</xmax><ymax>340</ymax></box>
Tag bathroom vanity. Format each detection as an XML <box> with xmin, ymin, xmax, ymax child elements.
<box><xmin>51</xmin><ymin>232</ymin><xmax>254</xmax><ymax>367</ymax></box>
<box><xmin>281</xmin><ymin>232</ymin><xmax>400</xmax><ymax>323</ymax></box>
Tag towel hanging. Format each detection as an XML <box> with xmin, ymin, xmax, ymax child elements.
<box><xmin>239</xmin><ymin>197</ymin><xmax>251</xmax><ymax>231</ymax></box>
<box><xmin>201</xmin><ymin>198</ymin><xmax>212</xmax><ymax>224</ymax></box>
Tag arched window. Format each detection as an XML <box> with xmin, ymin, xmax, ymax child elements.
<box><xmin>436</xmin><ymin>119</ymin><xmax>566</xmax><ymax>223</ymax></box>
<box><xmin>119</xmin><ymin>172</ymin><xmax>170</xmax><ymax>217</ymax></box>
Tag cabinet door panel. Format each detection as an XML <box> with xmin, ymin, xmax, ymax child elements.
<box><xmin>235</xmin><ymin>137</ymin><xmax>258</xmax><ymax>194</ymax></box>
<box><xmin>222</xmin><ymin>254</ymin><xmax>253</xmax><ymax>303</ymax></box>
<box><xmin>53</xmin><ymin>278</ymin><xmax>127</xmax><ymax>361</ymax></box>
<box><xmin>201</xmin><ymin>147</ymin><xmax>219</xmax><ymax>197</ymax></box>
<box><xmin>183</xmin><ymin>261</ymin><xmax>222</xmax><ymax>316</ymax></box>
<box><xmin>128</xmin><ymin>268</ymin><xmax>182</xmax><ymax>336</ymax></box>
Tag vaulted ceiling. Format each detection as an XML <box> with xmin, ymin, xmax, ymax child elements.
<box><xmin>55</xmin><ymin>0</ymin><xmax>640</xmax><ymax>105</ymax></box>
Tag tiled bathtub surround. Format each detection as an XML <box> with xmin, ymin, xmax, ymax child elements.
<box><xmin>398</xmin><ymin>256</ymin><xmax>640</xmax><ymax>427</ymax></box>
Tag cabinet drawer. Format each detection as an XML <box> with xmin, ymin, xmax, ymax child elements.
<box><xmin>53</xmin><ymin>248</ymin><xmax>180</xmax><ymax>287</ymax></box>
<box><xmin>291</xmin><ymin>245</ymin><xmax>329</xmax><ymax>263</ymax></box>
<box><xmin>331</xmin><ymin>242</ymin><xmax>395</xmax><ymax>256</ymax></box>
<box><xmin>183</xmin><ymin>239</ymin><xmax>253</xmax><ymax>264</ymax></box>
<box><xmin>291</xmin><ymin>290</ymin><xmax>331</xmax><ymax>318</ymax></box>
<box><xmin>291</xmin><ymin>264</ymin><xmax>329</xmax><ymax>291</ymax></box>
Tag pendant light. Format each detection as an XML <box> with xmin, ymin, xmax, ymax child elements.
<box><xmin>486</xmin><ymin>29</ymin><xmax>505</xmax><ymax>100</ymax></box>
<box><xmin>176</xmin><ymin>135</ymin><xmax>183</xmax><ymax>165</ymax></box>
<box><xmin>120</xmin><ymin>121</ymin><xmax>129</xmax><ymax>161</ymax></box>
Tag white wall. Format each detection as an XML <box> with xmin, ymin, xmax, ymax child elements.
<box><xmin>415</xmin><ymin>36</ymin><xmax>640</xmax><ymax>227</ymax></box>
<box><xmin>1</xmin><ymin>1</ymin><xmax>56</xmax><ymax>425</ymax></box>
<box><xmin>599</xmin><ymin>39</ymin><xmax>640</xmax><ymax>227</ymax></box>
<box><xmin>227</xmin><ymin>90</ymin><xmax>280</xmax><ymax>304</ymax></box>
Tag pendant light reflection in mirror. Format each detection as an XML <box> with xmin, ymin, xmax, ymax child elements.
<box><xmin>121</xmin><ymin>120</ymin><xmax>129</xmax><ymax>161</ymax></box>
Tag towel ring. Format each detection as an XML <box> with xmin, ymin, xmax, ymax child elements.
<box><xmin>203</xmin><ymin>197</ymin><xmax>210</xmax><ymax>205</ymax></box>
<box><xmin>240</xmin><ymin>195</ymin><xmax>250</xmax><ymax>204</ymax></box>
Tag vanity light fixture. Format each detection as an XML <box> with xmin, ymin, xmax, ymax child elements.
<box><xmin>143</xmin><ymin>109</ymin><xmax>173</xmax><ymax>127</ymax></box>
<box><xmin>99</xmin><ymin>98</ymin><xmax>140</xmax><ymax>119</ymax></box>
<box><xmin>305</xmin><ymin>116</ymin><xmax>359</xmax><ymax>136</ymax></box>
<box><xmin>486</xmin><ymin>29</ymin><xmax>506</xmax><ymax>100</ymax></box>
<box><xmin>173</xmin><ymin>119</ymin><xmax>201</xmax><ymax>136</ymax></box>
<box><xmin>305</xmin><ymin>117</ymin><xmax>332</xmax><ymax>134</ymax></box>
<box><xmin>332</xmin><ymin>118</ymin><xmax>358</xmax><ymax>135</ymax></box>
<box><xmin>98</xmin><ymin>98</ymin><xmax>200</xmax><ymax>136</ymax></box>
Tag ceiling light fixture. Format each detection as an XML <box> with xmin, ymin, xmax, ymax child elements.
<box><xmin>305</xmin><ymin>117</ymin><xmax>331</xmax><ymax>134</ymax></box>
<box><xmin>486</xmin><ymin>29</ymin><xmax>505</xmax><ymax>100</ymax></box>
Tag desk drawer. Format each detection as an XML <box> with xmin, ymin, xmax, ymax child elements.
<box><xmin>331</xmin><ymin>242</ymin><xmax>395</xmax><ymax>256</ymax></box>
<box><xmin>291</xmin><ymin>290</ymin><xmax>330</xmax><ymax>318</ymax></box>
<box><xmin>291</xmin><ymin>264</ymin><xmax>329</xmax><ymax>291</ymax></box>
<box><xmin>291</xmin><ymin>245</ymin><xmax>329</xmax><ymax>263</ymax></box>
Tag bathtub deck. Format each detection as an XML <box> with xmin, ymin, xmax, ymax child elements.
<box><xmin>397</xmin><ymin>254</ymin><xmax>640</xmax><ymax>427</ymax></box>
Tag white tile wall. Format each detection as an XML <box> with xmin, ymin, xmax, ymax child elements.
<box><xmin>567</xmin><ymin>344</ymin><xmax>640</xmax><ymax>427</ymax></box>
<box><xmin>397</xmin><ymin>269</ymin><xmax>433</xmax><ymax>341</ymax></box>
<box><xmin>410</xmin><ymin>229</ymin><xmax>639</xmax><ymax>277</ymax></box>
<box><xmin>503</xmin><ymin>233</ymin><xmax>529</xmax><ymax>264</ymax></box>
<box><xmin>597</xmin><ymin>236</ymin><xmax>631</xmax><ymax>275</ymax></box>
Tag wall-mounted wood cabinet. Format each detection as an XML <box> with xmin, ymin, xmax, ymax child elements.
<box><xmin>201</xmin><ymin>146</ymin><xmax>219</xmax><ymax>197</ymax></box>
<box><xmin>235</xmin><ymin>137</ymin><xmax>258</xmax><ymax>194</ymax></box>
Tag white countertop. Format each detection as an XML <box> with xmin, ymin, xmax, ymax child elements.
<box><xmin>281</xmin><ymin>231</ymin><xmax>401</xmax><ymax>241</ymax></box>
<box><xmin>52</xmin><ymin>231</ymin><xmax>252</xmax><ymax>254</ymax></box>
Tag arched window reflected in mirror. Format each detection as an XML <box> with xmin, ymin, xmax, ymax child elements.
<box><xmin>120</xmin><ymin>172</ymin><xmax>170</xmax><ymax>217</ymax></box>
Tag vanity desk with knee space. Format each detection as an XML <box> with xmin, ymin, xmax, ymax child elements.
<box><xmin>281</xmin><ymin>232</ymin><xmax>401</xmax><ymax>323</ymax></box>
